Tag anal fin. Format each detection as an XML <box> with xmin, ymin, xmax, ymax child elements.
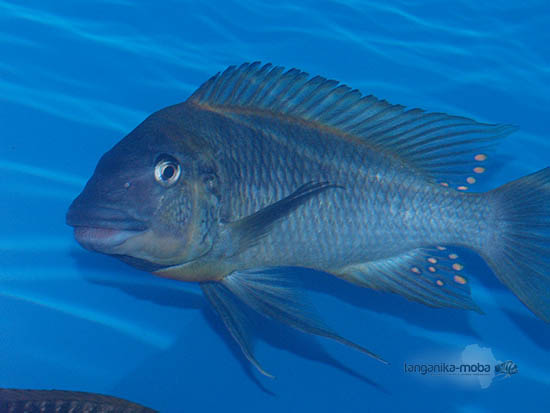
<box><xmin>336</xmin><ymin>247</ymin><xmax>481</xmax><ymax>312</ymax></box>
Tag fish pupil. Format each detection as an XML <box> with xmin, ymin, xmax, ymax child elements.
<box><xmin>162</xmin><ymin>165</ymin><xmax>176</xmax><ymax>180</ymax></box>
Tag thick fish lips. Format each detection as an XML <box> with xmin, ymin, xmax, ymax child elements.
<box><xmin>66</xmin><ymin>203</ymin><xmax>148</xmax><ymax>254</ymax></box>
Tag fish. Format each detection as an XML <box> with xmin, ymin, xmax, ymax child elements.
<box><xmin>495</xmin><ymin>360</ymin><xmax>519</xmax><ymax>377</ymax></box>
<box><xmin>66</xmin><ymin>62</ymin><xmax>550</xmax><ymax>377</ymax></box>
<box><xmin>0</xmin><ymin>388</ymin><xmax>157</xmax><ymax>412</ymax></box>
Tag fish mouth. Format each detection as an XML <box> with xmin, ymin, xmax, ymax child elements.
<box><xmin>72</xmin><ymin>226</ymin><xmax>144</xmax><ymax>252</ymax></box>
<box><xmin>66</xmin><ymin>205</ymin><xmax>148</xmax><ymax>252</ymax></box>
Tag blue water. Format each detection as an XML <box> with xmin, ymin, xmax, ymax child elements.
<box><xmin>1</xmin><ymin>1</ymin><xmax>549</xmax><ymax>412</ymax></box>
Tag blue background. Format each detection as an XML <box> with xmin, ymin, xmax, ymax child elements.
<box><xmin>1</xmin><ymin>1</ymin><xmax>549</xmax><ymax>412</ymax></box>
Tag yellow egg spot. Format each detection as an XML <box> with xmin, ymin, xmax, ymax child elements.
<box><xmin>411</xmin><ymin>267</ymin><xmax>421</xmax><ymax>274</ymax></box>
<box><xmin>440</xmin><ymin>182</ymin><xmax>449</xmax><ymax>187</ymax></box>
<box><xmin>428</xmin><ymin>266</ymin><xmax>436</xmax><ymax>273</ymax></box>
<box><xmin>436</xmin><ymin>280</ymin><xmax>444</xmax><ymax>286</ymax></box>
<box><xmin>449</xmin><ymin>253</ymin><xmax>458</xmax><ymax>259</ymax></box>
<box><xmin>454</xmin><ymin>275</ymin><xmax>467</xmax><ymax>285</ymax></box>
<box><xmin>427</xmin><ymin>257</ymin><xmax>437</xmax><ymax>264</ymax></box>
<box><xmin>474</xmin><ymin>154</ymin><xmax>487</xmax><ymax>161</ymax></box>
<box><xmin>436</xmin><ymin>246</ymin><xmax>446</xmax><ymax>251</ymax></box>
<box><xmin>467</xmin><ymin>177</ymin><xmax>476</xmax><ymax>184</ymax></box>
<box><xmin>452</xmin><ymin>263</ymin><xmax>464</xmax><ymax>271</ymax></box>
<box><xmin>473</xmin><ymin>167</ymin><xmax>485</xmax><ymax>174</ymax></box>
<box><xmin>457</xmin><ymin>186</ymin><xmax>468</xmax><ymax>191</ymax></box>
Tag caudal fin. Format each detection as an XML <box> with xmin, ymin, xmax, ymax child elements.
<box><xmin>485</xmin><ymin>167</ymin><xmax>550</xmax><ymax>321</ymax></box>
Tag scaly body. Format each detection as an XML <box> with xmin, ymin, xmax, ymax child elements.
<box><xmin>183</xmin><ymin>105</ymin><xmax>493</xmax><ymax>273</ymax></box>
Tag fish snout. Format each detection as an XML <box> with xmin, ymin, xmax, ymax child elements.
<box><xmin>66</xmin><ymin>197</ymin><xmax>149</xmax><ymax>253</ymax></box>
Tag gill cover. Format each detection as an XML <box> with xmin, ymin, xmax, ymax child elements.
<box><xmin>139</xmin><ymin>124</ymin><xmax>224</xmax><ymax>266</ymax></box>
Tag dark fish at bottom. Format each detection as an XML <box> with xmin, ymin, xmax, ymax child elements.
<box><xmin>66</xmin><ymin>62</ymin><xmax>550</xmax><ymax>376</ymax></box>
<box><xmin>0</xmin><ymin>388</ymin><xmax>157</xmax><ymax>413</ymax></box>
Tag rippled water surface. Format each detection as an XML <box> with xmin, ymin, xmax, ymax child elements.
<box><xmin>1</xmin><ymin>1</ymin><xmax>549</xmax><ymax>412</ymax></box>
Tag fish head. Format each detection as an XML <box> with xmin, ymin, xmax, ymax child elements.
<box><xmin>66</xmin><ymin>107</ymin><xmax>222</xmax><ymax>271</ymax></box>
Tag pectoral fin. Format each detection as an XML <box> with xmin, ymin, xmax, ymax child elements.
<box><xmin>201</xmin><ymin>267</ymin><xmax>387</xmax><ymax>377</ymax></box>
<box><xmin>228</xmin><ymin>181</ymin><xmax>342</xmax><ymax>253</ymax></box>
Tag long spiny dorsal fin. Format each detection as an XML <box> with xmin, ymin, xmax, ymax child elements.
<box><xmin>187</xmin><ymin>62</ymin><xmax>516</xmax><ymax>191</ymax></box>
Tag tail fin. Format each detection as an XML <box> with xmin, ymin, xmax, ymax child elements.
<box><xmin>485</xmin><ymin>167</ymin><xmax>550</xmax><ymax>321</ymax></box>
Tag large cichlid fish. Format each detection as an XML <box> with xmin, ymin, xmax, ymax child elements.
<box><xmin>67</xmin><ymin>62</ymin><xmax>550</xmax><ymax>376</ymax></box>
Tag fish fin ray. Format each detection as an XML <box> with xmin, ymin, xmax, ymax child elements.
<box><xmin>201</xmin><ymin>282</ymin><xmax>274</xmax><ymax>378</ymax></box>
<box><xmin>229</xmin><ymin>181</ymin><xmax>342</xmax><ymax>252</ymax></box>
<box><xmin>188</xmin><ymin>62</ymin><xmax>515</xmax><ymax>191</ymax></box>
<box><xmin>204</xmin><ymin>267</ymin><xmax>388</xmax><ymax>371</ymax></box>
<box><xmin>224</xmin><ymin>267</ymin><xmax>388</xmax><ymax>363</ymax></box>
<box><xmin>483</xmin><ymin>168</ymin><xmax>550</xmax><ymax>322</ymax></box>
<box><xmin>336</xmin><ymin>247</ymin><xmax>481</xmax><ymax>311</ymax></box>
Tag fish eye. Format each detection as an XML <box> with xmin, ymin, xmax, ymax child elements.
<box><xmin>154</xmin><ymin>154</ymin><xmax>181</xmax><ymax>186</ymax></box>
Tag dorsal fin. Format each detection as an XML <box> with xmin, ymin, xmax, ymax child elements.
<box><xmin>187</xmin><ymin>62</ymin><xmax>516</xmax><ymax>190</ymax></box>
